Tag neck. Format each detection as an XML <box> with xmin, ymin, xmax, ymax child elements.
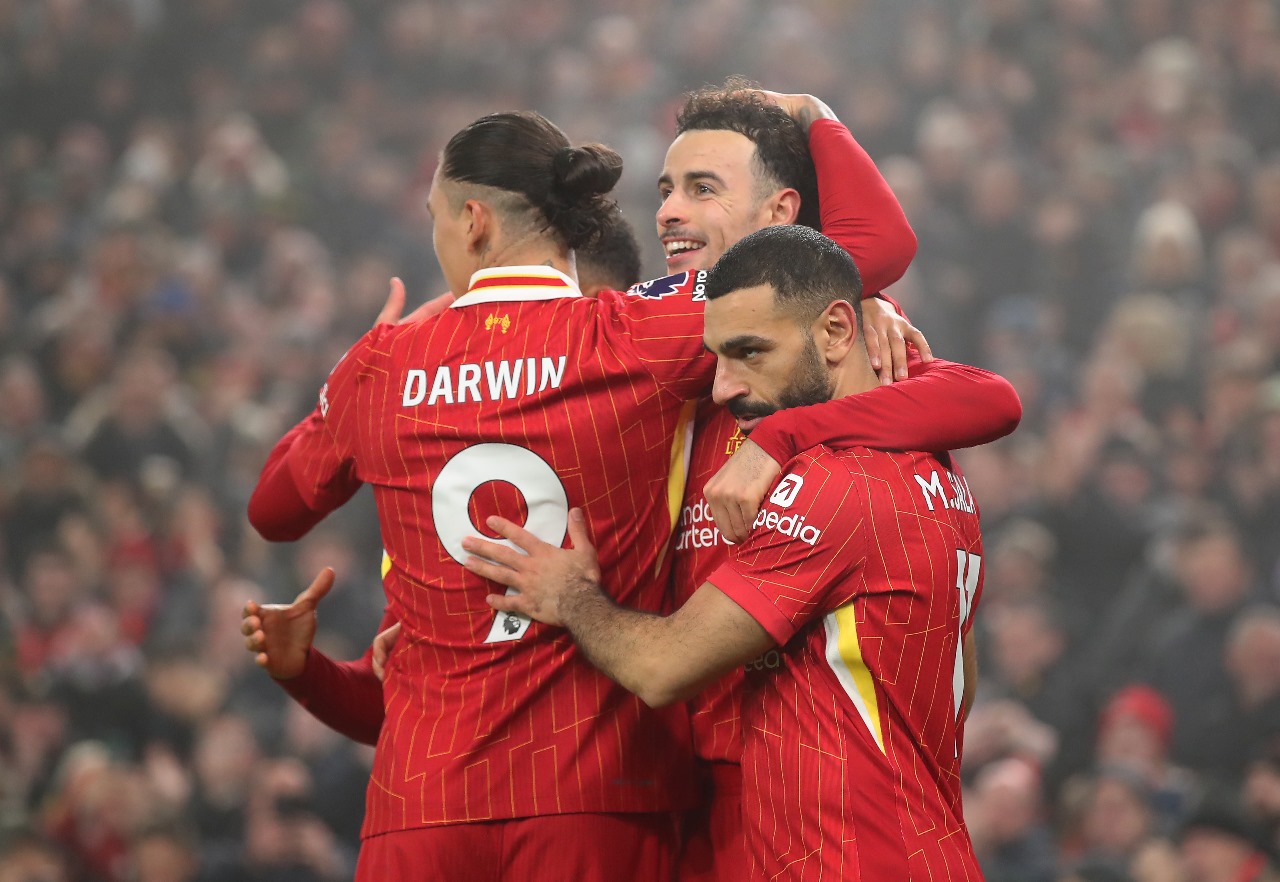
<box><xmin>478</xmin><ymin>233</ymin><xmax>577</xmax><ymax>285</ymax></box>
<box><xmin>831</xmin><ymin>346</ymin><xmax>881</xmax><ymax>399</ymax></box>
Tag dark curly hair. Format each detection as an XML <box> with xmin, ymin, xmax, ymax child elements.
<box><xmin>675</xmin><ymin>78</ymin><xmax>820</xmax><ymax>230</ymax></box>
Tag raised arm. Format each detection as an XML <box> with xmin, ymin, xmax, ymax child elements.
<box><xmin>806</xmin><ymin>115</ymin><xmax>916</xmax><ymax>295</ymax></box>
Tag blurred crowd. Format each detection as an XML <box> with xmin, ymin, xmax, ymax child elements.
<box><xmin>2</xmin><ymin>0</ymin><xmax>1280</xmax><ymax>880</ymax></box>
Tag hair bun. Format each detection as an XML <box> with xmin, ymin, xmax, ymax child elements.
<box><xmin>550</xmin><ymin>145</ymin><xmax>624</xmax><ymax>202</ymax></box>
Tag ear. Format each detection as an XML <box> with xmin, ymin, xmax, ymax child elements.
<box><xmin>462</xmin><ymin>199</ymin><xmax>492</xmax><ymax>255</ymax></box>
<box><xmin>763</xmin><ymin>188</ymin><xmax>802</xmax><ymax>226</ymax></box>
<box><xmin>816</xmin><ymin>299</ymin><xmax>861</xmax><ymax>366</ymax></box>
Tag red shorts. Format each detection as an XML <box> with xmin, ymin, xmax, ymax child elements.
<box><xmin>355</xmin><ymin>811</ymin><xmax>678</xmax><ymax>882</ymax></box>
<box><xmin>677</xmin><ymin>762</ymin><xmax>746</xmax><ymax>882</ymax></box>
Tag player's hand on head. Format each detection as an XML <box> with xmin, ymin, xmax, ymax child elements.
<box><xmin>372</xmin><ymin>621</ymin><xmax>401</xmax><ymax>682</ymax></box>
<box><xmin>705</xmin><ymin>439</ymin><xmax>781</xmax><ymax>544</ymax></box>
<box><xmin>240</xmin><ymin>567</ymin><xmax>335</xmax><ymax>680</ymax></box>
<box><xmin>374</xmin><ymin>277</ymin><xmax>456</xmax><ymax>328</ymax></box>
<box><xmin>860</xmin><ymin>297</ymin><xmax>933</xmax><ymax>385</ymax></box>
<box><xmin>753</xmin><ymin>90</ymin><xmax>838</xmax><ymax>132</ymax></box>
<box><xmin>461</xmin><ymin>509</ymin><xmax>601</xmax><ymax>628</ymax></box>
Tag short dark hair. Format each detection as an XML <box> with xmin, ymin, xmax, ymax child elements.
<box><xmin>705</xmin><ymin>225</ymin><xmax>863</xmax><ymax>328</ymax></box>
<box><xmin>577</xmin><ymin>209</ymin><xmax>643</xmax><ymax>292</ymax></box>
<box><xmin>440</xmin><ymin>111</ymin><xmax>623</xmax><ymax>250</ymax></box>
<box><xmin>676</xmin><ymin>78</ymin><xmax>820</xmax><ymax>230</ymax></box>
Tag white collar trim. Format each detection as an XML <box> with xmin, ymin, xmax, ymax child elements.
<box><xmin>450</xmin><ymin>266</ymin><xmax>583</xmax><ymax>308</ymax></box>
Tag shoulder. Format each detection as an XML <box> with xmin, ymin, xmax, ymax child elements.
<box><xmin>758</xmin><ymin>448</ymin><xmax>869</xmax><ymax>532</ymax></box>
<box><xmin>624</xmin><ymin>270</ymin><xmax>709</xmax><ymax>301</ymax></box>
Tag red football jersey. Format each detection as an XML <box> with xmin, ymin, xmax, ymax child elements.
<box><xmin>672</xmin><ymin>358</ymin><xmax>1018</xmax><ymax>766</ymax></box>
<box><xmin>708</xmin><ymin>447</ymin><xmax>985</xmax><ymax>881</ymax></box>
<box><xmin>271</xmin><ymin>266</ymin><xmax>712</xmax><ymax>836</ymax></box>
<box><xmin>673</xmin><ymin>401</ymin><xmax>747</xmax><ymax>763</ymax></box>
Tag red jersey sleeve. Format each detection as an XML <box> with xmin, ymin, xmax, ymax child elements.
<box><xmin>748</xmin><ymin>359</ymin><xmax>1022</xmax><ymax>464</ymax></box>
<box><xmin>247</xmin><ymin>327</ymin><xmax>386</xmax><ymax>540</ymax></box>
<box><xmin>810</xmin><ymin>119</ymin><xmax>917</xmax><ymax>296</ymax></box>
<box><xmin>277</xmin><ymin>611</ymin><xmax>391</xmax><ymax>747</ymax></box>
<box><xmin>706</xmin><ymin>455</ymin><xmax>865</xmax><ymax>645</ymax></box>
<box><xmin>600</xmin><ymin>272</ymin><xmax>716</xmax><ymax>398</ymax></box>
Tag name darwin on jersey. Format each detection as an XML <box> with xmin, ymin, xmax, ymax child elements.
<box><xmin>401</xmin><ymin>356</ymin><xmax>567</xmax><ymax>406</ymax></box>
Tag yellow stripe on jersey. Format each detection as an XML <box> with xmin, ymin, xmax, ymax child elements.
<box><xmin>656</xmin><ymin>399</ymin><xmax>698</xmax><ymax>576</ymax></box>
<box><xmin>824</xmin><ymin>603</ymin><xmax>886</xmax><ymax>753</ymax></box>
<box><xmin>381</xmin><ymin>550</ymin><xmax>392</xmax><ymax>579</ymax></box>
<box><xmin>666</xmin><ymin>400</ymin><xmax>697</xmax><ymax>527</ymax></box>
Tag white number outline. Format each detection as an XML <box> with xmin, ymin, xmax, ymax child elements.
<box><xmin>952</xmin><ymin>550</ymin><xmax>981</xmax><ymax>720</ymax></box>
<box><xmin>431</xmin><ymin>443</ymin><xmax>569</xmax><ymax>643</ymax></box>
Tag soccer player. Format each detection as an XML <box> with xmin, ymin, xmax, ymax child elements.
<box><xmin>463</xmin><ymin>225</ymin><xmax>987</xmax><ymax>882</ymax></box>
<box><xmin>245</xmin><ymin>85</ymin><xmax>1020</xmax><ymax>881</ymax></box>
<box><xmin>248</xmin><ymin>110</ymin><xmax>713</xmax><ymax>880</ymax></box>
<box><xmin>652</xmin><ymin>83</ymin><xmax>1014</xmax><ymax>882</ymax></box>
<box><xmin>239</xmin><ymin>211</ymin><xmax>646</xmax><ymax>748</ymax></box>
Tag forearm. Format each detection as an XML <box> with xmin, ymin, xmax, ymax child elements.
<box><xmin>278</xmin><ymin>647</ymin><xmax>385</xmax><ymax>746</ymax></box>
<box><xmin>750</xmin><ymin>359</ymin><xmax>1022</xmax><ymax>461</ymax></box>
<box><xmin>810</xmin><ymin>119</ymin><xmax>917</xmax><ymax>295</ymax></box>
<box><xmin>560</xmin><ymin>584</ymin><xmax>703</xmax><ymax>708</ymax></box>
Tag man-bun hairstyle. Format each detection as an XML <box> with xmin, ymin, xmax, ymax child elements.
<box><xmin>440</xmin><ymin>112</ymin><xmax>623</xmax><ymax>250</ymax></box>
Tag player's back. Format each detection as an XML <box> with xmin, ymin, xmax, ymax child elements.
<box><xmin>311</xmin><ymin>267</ymin><xmax>710</xmax><ymax>834</ymax></box>
<box><xmin>733</xmin><ymin>445</ymin><xmax>984</xmax><ymax>881</ymax></box>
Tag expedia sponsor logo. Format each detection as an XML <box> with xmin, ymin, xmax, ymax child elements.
<box><xmin>744</xmin><ymin>649</ymin><xmax>783</xmax><ymax>672</ymax></box>
<box><xmin>769</xmin><ymin>474</ymin><xmax>804</xmax><ymax>508</ymax></box>
<box><xmin>752</xmin><ymin>506</ymin><xmax>822</xmax><ymax>546</ymax></box>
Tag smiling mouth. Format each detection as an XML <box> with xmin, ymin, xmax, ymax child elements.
<box><xmin>663</xmin><ymin>239</ymin><xmax>705</xmax><ymax>261</ymax></box>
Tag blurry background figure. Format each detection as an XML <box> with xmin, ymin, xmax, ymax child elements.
<box><xmin>1177</xmin><ymin>800</ymin><xmax>1280</xmax><ymax>882</ymax></box>
<box><xmin>966</xmin><ymin>756</ymin><xmax>1058</xmax><ymax>882</ymax></box>
<box><xmin>1093</xmin><ymin>686</ymin><xmax>1197</xmax><ymax>834</ymax></box>
<box><xmin>0</xmin><ymin>829</ymin><xmax>72</xmax><ymax>882</ymax></box>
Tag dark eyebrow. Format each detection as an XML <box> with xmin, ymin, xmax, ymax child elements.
<box><xmin>718</xmin><ymin>334</ymin><xmax>773</xmax><ymax>354</ymax></box>
<box><xmin>684</xmin><ymin>170</ymin><xmax>728</xmax><ymax>188</ymax></box>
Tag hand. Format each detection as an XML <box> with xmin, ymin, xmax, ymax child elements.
<box><xmin>241</xmin><ymin>567</ymin><xmax>335</xmax><ymax>680</ymax></box>
<box><xmin>374</xmin><ymin>277</ymin><xmax>456</xmax><ymax>327</ymax></box>
<box><xmin>372</xmin><ymin>621</ymin><xmax>400</xmax><ymax>682</ymax></box>
<box><xmin>460</xmin><ymin>509</ymin><xmax>601</xmax><ymax>627</ymax></box>
<box><xmin>754</xmin><ymin>90</ymin><xmax>838</xmax><ymax>133</ymax></box>
<box><xmin>861</xmin><ymin>298</ymin><xmax>933</xmax><ymax>385</ymax></box>
<box><xmin>704</xmin><ymin>439</ymin><xmax>780</xmax><ymax>544</ymax></box>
